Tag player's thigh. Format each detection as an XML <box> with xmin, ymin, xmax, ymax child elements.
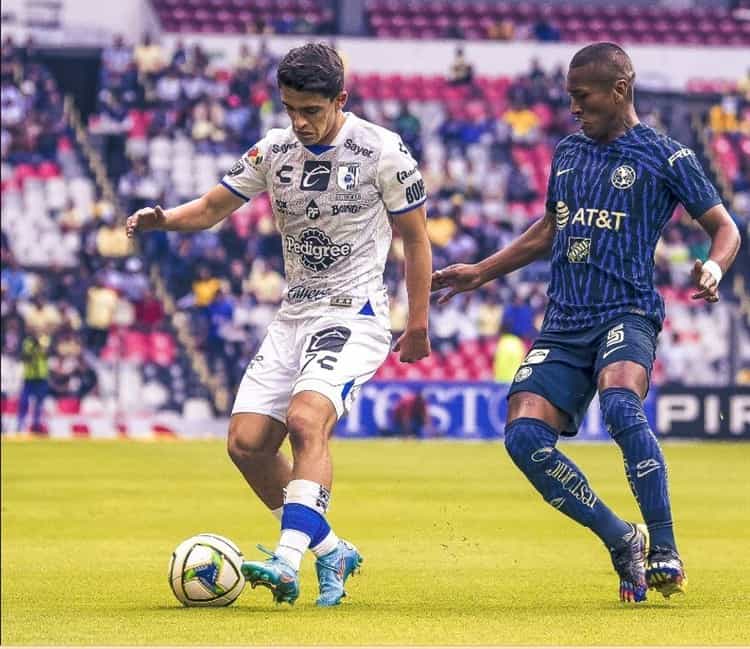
<box><xmin>232</xmin><ymin>317</ymin><xmax>297</xmax><ymax>425</ymax></box>
<box><xmin>292</xmin><ymin>315</ymin><xmax>392</xmax><ymax>421</ymax></box>
<box><xmin>227</xmin><ymin>412</ymin><xmax>287</xmax><ymax>457</ymax></box>
<box><xmin>506</xmin><ymin>342</ymin><xmax>596</xmax><ymax>435</ymax></box>
<box><xmin>595</xmin><ymin>315</ymin><xmax>658</xmax><ymax>397</ymax></box>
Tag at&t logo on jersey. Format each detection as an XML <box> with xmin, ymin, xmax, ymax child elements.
<box><xmin>300</xmin><ymin>161</ymin><xmax>332</xmax><ymax>191</ymax></box>
<box><xmin>286</xmin><ymin>228</ymin><xmax>352</xmax><ymax>271</ymax></box>
<box><xmin>556</xmin><ymin>201</ymin><xmax>627</xmax><ymax>232</ymax></box>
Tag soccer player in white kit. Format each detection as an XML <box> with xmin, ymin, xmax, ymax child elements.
<box><xmin>126</xmin><ymin>43</ymin><xmax>432</xmax><ymax>606</ymax></box>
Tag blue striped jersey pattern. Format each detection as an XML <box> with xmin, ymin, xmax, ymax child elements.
<box><xmin>542</xmin><ymin>123</ymin><xmax>722</xmax><ymax>332</ymax></box>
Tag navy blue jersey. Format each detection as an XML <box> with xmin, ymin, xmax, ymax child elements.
<box><xmin>542</xmin><ymin>123</ymin><xmax>722</xmax><ymax>332</ymax></box>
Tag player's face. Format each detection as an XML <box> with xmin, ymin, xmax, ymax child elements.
<box><xmin>566</xmin><ymin>64</ymin><xmax>624</xmax><ymax>142</ymax></box>
<box><xmin>280</xmin><ymin>85</ymin><xmax>347</xmax><ymax>146</ymax></box>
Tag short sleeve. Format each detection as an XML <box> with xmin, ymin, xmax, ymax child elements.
<box><xmin>661</xmin><ymin>145</ymin><xmax>722</xmax><ymax>219</ymax></box>
<box><xmin>545</xmin><ymin>143</ymin><xmax>562</xmax><ymax>213</ymax></box>
<box><xmin>377</xmin><ymin>135</ymin><xmax>426</xmax><ymax>215</ymax></box>
<box><xmin>220</xmin><ymin>137</ymin><xmax>270</xmax><ymax>202</ymax></box>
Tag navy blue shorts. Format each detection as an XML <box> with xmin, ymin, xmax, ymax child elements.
<box><xmin>506</xmin><ymin>314</ymin><xmax>658</xmax><ymax>435</ymax></box>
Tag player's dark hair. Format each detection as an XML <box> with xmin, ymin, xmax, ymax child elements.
<box><xmin>570</xmin><ymin>42</ymin><xmax>635</xmax><ymax>99</ymax></box>
<box><xmin>277</xmin><ymin>43</ymin><xmax>344</xmax><ymax>99</ymax></box>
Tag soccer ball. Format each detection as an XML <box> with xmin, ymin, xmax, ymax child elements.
<box><xmin>168</xmin><ymin>533</ymin><xmax>246</xmax><ymax>606</ymax></box>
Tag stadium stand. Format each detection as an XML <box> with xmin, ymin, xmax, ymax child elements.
<box><xmin>1</xmin><ymin>15</ymin><xmax>748</xmax><ymax>427</ymax></box>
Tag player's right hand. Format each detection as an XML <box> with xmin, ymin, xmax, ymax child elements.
<box><xmin>126</xmin><ymin>205</ymin><xmax>167</xmax><ymax>238</ymax></box>
<box><xmin>431</xmin><ymin>264</ymin><xmax>484</xmax><ymax>304</ymax></box>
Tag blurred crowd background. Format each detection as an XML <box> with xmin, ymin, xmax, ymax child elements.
<box><xmin>1</xmin><ymin>0</ymin><xmax>748</xmax><ymax>434</ymax></box>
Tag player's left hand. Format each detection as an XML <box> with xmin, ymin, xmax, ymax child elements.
<box><xmin>394</xmin><ymin>326</ymin><xmax>431</xmax><ymax>363</ymax></box>
<box><xmin>690</xmin><ymin>259</ymin><xmax>720</xmax><ymax>303</ymax></box>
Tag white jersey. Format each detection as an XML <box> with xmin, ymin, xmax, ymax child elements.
<box><xmin>221</xmin><ymin>112</ymin><xmax>426</xmax><ymax>320</ymax></box>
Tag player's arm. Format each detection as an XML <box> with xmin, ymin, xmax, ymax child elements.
<box><xmin>393</xmin><ymin>203</ymin><xmax>431</xmax><ymax>363</ymax></box>
<box><xmin>431</xmin><ymin>209</ymin><xmax>555</xmax><ymax>304</ymax></box>
<box><xmin>691</xmin><ymin>204</ymin><xmax>741</xmax><ymax>302</ymax></box>
<box><xmin>125</xmin><ymin>184</ymin><xmax>245</xmax><ymax>236</ymax></box>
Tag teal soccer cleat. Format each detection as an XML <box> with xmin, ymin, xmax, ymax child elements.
<box><xmin>647</xmin><ymin>545</ymin><xmax>688</xmax><ymax>598</ymax></box>
<box><xmin>241</xmin><ymin>545</ymin><xmax>300</xmax><ymax>605</ymax></box>
<box><xmin>315</xmin><ymin>540</ymin><xmax>363</xmax><ymax>607</ymax></box>
<box><xmin>610</xmin><ymin>523</ymin><xmax>649</xmax><ymax>603</ymax></box>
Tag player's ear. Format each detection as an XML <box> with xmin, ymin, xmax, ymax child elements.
<box><xmin>335</xmin><ymin>90</ymin><xmax>348</xmax><ymax>110</ymax></box>
<box><xmin>613</xmin><ymin>78</ymin><xmax>628</xmax><ymax>104</ymax></box>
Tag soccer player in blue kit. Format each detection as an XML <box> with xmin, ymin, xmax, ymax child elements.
<box><xmin>432</xmin><ymin>43</ymin><xmax>740</xmax><ymax>602</ymax></box>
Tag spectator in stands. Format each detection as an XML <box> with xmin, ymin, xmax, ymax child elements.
<box><xmin>191</xmin><ymin>265</ymin><xmax>221</xmax><ymax>309</ymax></box>
<box><xmin>135</xmin><ymin>288</ymin><xmax>165</xmax><ymax>331</ymax></box>
<box><xmin>394</xmin><ymin>103</ymin><xmax>422</xmax><ymax>162</ymax></box>
<box><xmin>95</xmin><ymin>208</ymin><xmax>133</xmax><ymax>258</ymax></box>
<box><xmin>532</xmin><ymin>17</ymin><xmax>561</xmax><ymax>42</ymax></box>
<box><xmin>448</xmin><ymin>46</ymin><xmax>474</xmax><ymax>86</ymax></box>
<box><xmin>493</xmin><ymin>324</ymin><xmax>526</xmax><ymax>383</ymax></box>
<box><xmin>19</xmin><ymin>293</ymin><xmax>61</xmax><ymax>335</ymax></box>
<box><xmin>134</xmin><ymin>33</ymin><xmax>166</xmax><ymax>80</ymax></box>
<box><xmin>502</xmin><ymin>96</ymin><xmax>540</xmax><ymax>143</ymax></box>
<box><xmin>391</xmin><ymin>389</ymin><xmax>429</xmax><ymax>437</ymax></box>
<box><xmin>118</xmin><ymin>157</ymin><xmax>161</xmax><ymax>215</ymax></box>
<box><xmin>85</xmin><ymin>279</ymin><xmax>118</xmax><ymax>354</ymax></box>
<box><xmin>101</xmin><ymin>34</ymin><xmax>134</xmax><ymax>82</ymax></box>
<box><xmin>17</xmin><ymin>327</ymin><xmax>50</xmax><ymax>432</ymax></box>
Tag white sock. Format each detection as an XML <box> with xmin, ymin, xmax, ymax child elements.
<box><xmin>310</xmin><ymin>530</ymin><xmax>340</xmax><ymax>558</ymax></box>
<box><xmin>270</xmin><ymin>506</ymin><xmax>283</xmax><ymax>522</ymax></box>
<box><xmin>274</xmin><ymin>529</ymin><xmax>309</xmax><ymax>572</ymax></box>
<box><xmin>285</xmin><ymin>479</ymin><xmax>330</xmax><ymax>515</ymax></box>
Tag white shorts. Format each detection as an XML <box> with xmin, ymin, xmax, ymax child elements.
<box><xmin>231</xmin><ymin>312</ymin><xmax>392</xmax><ymax>422</ymax></box>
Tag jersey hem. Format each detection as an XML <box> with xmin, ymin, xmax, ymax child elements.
<box><xmin>220</xmin><ymin>180</ymin><xmax>251</xmax><ymax>202</ymax></box>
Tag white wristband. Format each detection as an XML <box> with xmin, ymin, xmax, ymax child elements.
<box><xmin>702</xmin><ymin>259</ymin><xmax>723</xmax><ymax>284</ymax></box>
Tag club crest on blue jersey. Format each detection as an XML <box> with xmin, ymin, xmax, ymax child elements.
<box><xmin>611</xmin><ymin>165</ymin><xmax>636</xmax><ymax>189</ymax></box>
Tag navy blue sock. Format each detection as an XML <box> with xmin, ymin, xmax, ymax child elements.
<box><xmin>504</xmin><ymin>417</ymin><xmax>632</xmax><ymax>548</ymax></box>
<box><xmin>600</xmin><ymin>387</ymin><xmax>676</xmax><ymax>551</ymax></box>
<box><xmin>282</xmin><ymin>503</ymin><xmax>331</xmax><ymax>547</ymax></box>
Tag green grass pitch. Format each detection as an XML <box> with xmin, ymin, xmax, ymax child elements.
<box><xmin>2</xmin><ymin>438</ymin><xmax>749</xmax><ymax>645</ymax></box>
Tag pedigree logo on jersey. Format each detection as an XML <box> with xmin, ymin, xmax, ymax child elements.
<box><xmin>300</xmin><ymin>160</ymin><xmax>332</xmax><ymax>191</ymax></box>
<box><xmin>285</xmin><ymin>228</ymin><xmax>352</xmax><ymax>271</ymax></box>
<box><xmin>245</xmin><ymin>146</ymin><xmax>263</xmax><ymax>167</ymax></box>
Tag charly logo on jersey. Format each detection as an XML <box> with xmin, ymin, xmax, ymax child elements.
<box><xmin>276</xmin><ymin>165</ymin><xmax>293</xmax><ymax>185</ymax></box>
<box><xmin>555</xmin><ymin>201</ymin><xmax>570</xmax><ymax>230</ymax></box>
<box><xmin>344</xmin><ymin>138</ymin><xmax>373</xmax><ymax>157</ymax></box>
<box><xmin>567</xmin><ymin>237</ymin><xmax>591</xmax><ymax>263</ymax></box>
<box><xmin>611</xmin><ymin>165</ymin><xmax>636</xmax><ymax>189</ymax></box>
<box><xmin>300</xmin><ymin>160</ymin><xmax>332</xmax><ymax>191</ymax></box>
<box><xmin>245</xmin><ymin>146</ymin><xmax>263</xmax><ymax>167</ymax></box>
<box><xmin>285</xmin><ymin>228</ymin><xmax>352</xmax><ymax>271</ymax></box>
<box><xmin>337</xmin><ymin>162</ymin><xmax>360</xmax><ymax>191</ymax></box>
<box><xmin>306</xmin><ymin>200</ymin><xmax>321</xmax><ymax>220</ymax></box>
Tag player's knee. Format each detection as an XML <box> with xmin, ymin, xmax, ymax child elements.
<box><xmin>599</xmin><ymin>387</ymin><xmax>648</xmax><ymax>438</ymax></box>
<box><xmin>226</xmin><ymin>419</ymin><xmax>270</xmax><ymax>464</ymax></box>
<box><xmin>504</xmin><ymin>417</ymin><xmax>558</xmax><ymax>471</ymax></box>
<box><xmin>286</xmin><ymin>407</ymin><xmax>327</xmax><ymax>452</ymax></box>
